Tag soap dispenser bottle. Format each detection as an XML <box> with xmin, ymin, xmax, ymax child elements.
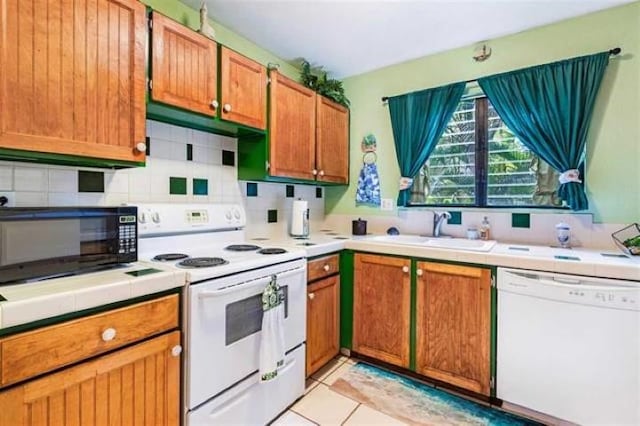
<box><xmin>480</xmin><ymin>216</ymin><xmax>491</xmax><ymax>240</ymax></box>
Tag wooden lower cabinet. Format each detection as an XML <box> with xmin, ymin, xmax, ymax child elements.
<box><xmin>416</xmin><ymin>262</ymin><xmax>491</xmax><ymax>395</ymax></box>
<box><xmin>353</xmin><ymin>254</ymin><xmax>411</xmax><ymax>368</ymax></box>
<box><xmin>306</xmin><ymin>276</ymin><xmax>340</xmax><ymax>376</ymax></box>
<box><xmin>0</xmin><ymin>331</ymin><xmax>181</xmax><ymax>426</ymax></box>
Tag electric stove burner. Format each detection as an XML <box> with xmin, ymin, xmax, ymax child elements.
<box><xmin>178</xmin><ymin>257</ymin><xmax>229</xmax><ymax>268</ymax></box>
<box><xmin>257</xmin><ymin>248</ymin><xmax>287</xmax><ymax>255</ymax></box>
<box><xmin>153</xmin><ymin>253</ymin><xmax>189</xmax><ymax>261</ymax></box>
<box><xmin>225</xmin><ymin>244</ymin><xmax>262</xmax><ymax>252</ymax></box>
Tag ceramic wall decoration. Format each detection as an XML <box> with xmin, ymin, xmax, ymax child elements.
<box><xmin>356</xmin><ymin>134</ymin><xmax>381</xmax><ymax>206</ymax></box>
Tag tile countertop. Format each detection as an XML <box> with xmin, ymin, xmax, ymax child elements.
<box><xmin>0</xmin><ymin>262</ymin><xmax>186</xmax><ymax>330</ymax></box>
<box><xmin>252</xmin><ymin>232</ymin><xmax>640</xmax><ymax>281</ymax></box>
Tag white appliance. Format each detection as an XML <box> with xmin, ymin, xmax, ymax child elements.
<box><xmin>497</xmin><ymin>268</ymin><xmax>640</xmax><ymax>425</ymax></box>
<box><xmin>136</xmin><ymin>203</ymin><xmax>307</xmax><ymax>426</ymax></box>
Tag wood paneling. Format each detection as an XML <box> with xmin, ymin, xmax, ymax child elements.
<box><xmin>316</xmin><ymin>96</ymin><xmax>349</xmax><ymax>184</ymax></box>
<box><xmin>0</xmin><ymin>331</ymin><xmax>181</xmax><ymax>426</ymax></box>
<box><xmin>0</xmin><ymin>0</ymin><xmax>146</xmax><ymax>162</ymax></box>
<box><xmin>151</xmin><ymin>11</ymin><xmax>217</xmax><ymax>116</ymax></box>
<box><xmin>220</xmin><ymin>47</ymin><xmax>267</xmax><ymax>129</ymax></box>
<box><xmin>415</xmin><ymin>262</ymin><xmax>491</xmax><ymax>395</ymax></box>
<box><xmin>353</xmin><ymin>254</ymin><xmax>411</xmax><ymax>368</ymax></box>
<box><xmin>307</xmin><ymin>254</ymin><xmax>340</xmax><ymax>282</ymax></box>
<box><xmin>269</xmin><ymin>71</ymin><xmax>316</xmax><ymax>180</ymax></box>
<box><xmin>1</xmin><ymin>295</ymin><xmax>179</xmax><ymax>387</ymax></box>
<box><xmin>306</xmin><ymin>276</ymin><xmax>340</xmax><ymax>376</ymax></box>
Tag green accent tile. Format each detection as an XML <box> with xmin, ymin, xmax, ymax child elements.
<box><xmin>145</xmin><ymin>136</ymin><xmax>150</xmax><ymax>156</ymax></box>
<box><xmin>193</xmin><ymin>178</ymin><xmax>208</xmax><ymax>196</ymax></box>
<box><xmin>246</xmin><ymin>182</ymin><xmax>258</xmax><ymax>197</ymax></box>
<box><xmin>222</xmin><ymin>150</ymin><xmax>235</xmax><ymax>166</ymax></box>
<box><xmin>286</xmin><ymin>185</ymin><xmax>294</xmax><ymax>198</ymax></box>
<box><xmin>316</xmin><ymin>187</ymin><xmax>323</xmax><ymax>198</ymax></box>
<box><xmin>267</xmin><ymin>209</ymin><xmax>278</xmax><ymax>223</ymax></box>
<box><xmin>78</xmin><ymin>170</ymin><xmax>104</xmax><ymax>193</ymax></box>
<box><xmin>169</xmin><ymin>177</ymin><xmax>187</xmax><ymax>195</ymax></box>
<box><xmin>186</xmin><ymin>144</ymin><xmax>193</xmax><ymax>161</ymax></box>
<box><xmin>512</xmin><ymin>213</ymin><xmax>530</xmax><ymax>228</ymax></box>
<box><xmin>447</xmin><ymin>211</ymin><xmax>462</xmax><ymax>225</ymax></box>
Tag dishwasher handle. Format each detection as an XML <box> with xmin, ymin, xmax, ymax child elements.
<box><xmin>504</xmin><ymin>270</ymin><xmax>637</xmax><ymax>292</ymax></box>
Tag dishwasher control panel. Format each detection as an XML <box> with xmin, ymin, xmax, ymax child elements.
<box><xmin>498</xmin><ymin>268</ymin><xmax>640</xmax><ymax>311</ymax></box>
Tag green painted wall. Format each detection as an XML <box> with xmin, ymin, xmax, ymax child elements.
<box><xmin>141</xmin><ymin>0</ymin><xmax>300</xmax><ymax>80</ymax></box>
<box><xmin>325</xmin><ymin>2</ymin><xmax>640</xmax><ymax>224</ymax></box>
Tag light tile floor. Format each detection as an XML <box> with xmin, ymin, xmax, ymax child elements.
<box><xmin>272</xmin><ymin>355</ymin><xmax>409</xmax><ymax>426</ymax></box>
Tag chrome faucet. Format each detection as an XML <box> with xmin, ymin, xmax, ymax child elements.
<box><xmin>433</xmin><ymin>211</ymin><xmax>451</xmax><ymax>237</ymax></box>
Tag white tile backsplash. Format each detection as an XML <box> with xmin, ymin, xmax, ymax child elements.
<box><xmin>48</xmin><ymin>169</ymin><xmax>77</xmax><ymax>192</ymax></box>
<box><xmin>0</xmin><ymin>165</ymin><xmax>13</xmax><ymax>190</ymax></box>
<box><xmin>14</xmin><ymin>167</ymin><xmax>48</xmax><ymax>192</ymax></box>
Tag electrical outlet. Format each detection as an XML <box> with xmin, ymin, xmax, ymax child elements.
<box><xmin>380</xmin><ymin>198</ymin><xmax>394</xmax><ymax>211</ymax></box>
<box><xmin>0</xmin><ymin>192</ymin><xmax>15</xmax><ymax>207</ymax></box>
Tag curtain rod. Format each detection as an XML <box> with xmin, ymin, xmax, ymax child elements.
<box><xmin>381</xmin><ymin>47</ymin><xmax>622</xmax><ymax>103</ymax></box>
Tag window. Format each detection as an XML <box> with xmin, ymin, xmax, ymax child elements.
<box><xmin>409</xmin><ymin>97</ymin><xmax>563</xmax><ymax>208</ymax></box>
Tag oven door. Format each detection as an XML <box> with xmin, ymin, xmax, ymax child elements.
<box><xmin>186</xmin><ymin>261</ymin><xmax>306</xmax><ymax>410</ymax></box>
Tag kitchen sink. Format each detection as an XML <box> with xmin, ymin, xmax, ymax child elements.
<box><xmin>370</xmin><ymin>235</ymin><xmax>496</xmax><ymax>252</ymax></box>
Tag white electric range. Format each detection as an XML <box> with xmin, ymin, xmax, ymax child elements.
<box><xmin>136</xmin><ymin>203</ymin><xmax>307</xmax><ymax>426</ymax></box>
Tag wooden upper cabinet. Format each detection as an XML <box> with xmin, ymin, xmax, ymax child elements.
<box><xmin>220</xmin><ymin>47</ymin><xmax>267</xmax><ymax>129</ymax></box>
<box><xmin>306</xmin><ymin>276</ymin><xmax>340</xmax><ymax>376</ymax></box>
<box><xmin>316</xmin><ymin>96</ymin><xmax>349</xmax><ymax>184</ymax></box>
<box><xmin>353</xmin><ymin>254</ymin><xmax>411</xmax><ymax>368</ymax></box>
<box><xmin>269</xmin><ymin>71</ymin><xmax>316</xmax><ymax>180</ymax></box>
<box><xmin>0</xmin><ymin>0</ymin><xmax>146</xmax><ymax>163</ymax></box>
<box><xmin>150</xmin><ymin>12</ymin><xmax>217</xmax><ymax>117</ymax></box>
<box><xmin>0</xmin><ymin>331</ymin><xmax>181</xmax><ymax>426</ymax></box>
<box><xmin>415</xmin><ymin>262</ymin><xmax>491</xmax><ymax>395</ymax></box>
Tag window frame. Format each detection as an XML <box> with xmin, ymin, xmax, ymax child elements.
<box><xmin>407</xmin><ymin>96</ymin><xmax>569</xmax><ymax>210</ymax></box>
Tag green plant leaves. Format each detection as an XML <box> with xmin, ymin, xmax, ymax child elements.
<box><xmin>299</xmin><ymin>59</ymin><xmax>350</xmax><ymax>107</ymax></box>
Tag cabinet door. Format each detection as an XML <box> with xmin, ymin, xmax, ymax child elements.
<box><xmin>416</xmin><ymin>262</ymin><xmax>491</xmax><ymax>395</ymax></box>
<box><xmin>0</xmin><ymin>331</ymin><xmax>181</xmax><ymax>426</ymax></box>
<box><xmin>0</xmin><ymin>0</ymin><xmax>147</xmax><ymax>162</ymax></box>
<box><xmin>306</xmin><ymin>275</ymin><xmax>340</xmax><ymax>376</ymax></box>
<box><xmin>151</xmin><ymin>12</ymin><xmax>217</xmax><ymax>116</ymax></box>
<box><xmin>269</xmin><ymin>71</ymin><xmax>316</xmax><ymax>181</ymax></box>
<box><xmin>353</xmin><ymin>254</ymin><xmax>410</xmax><ymax>368</ymax></box>
<box><xmin>220</xmin><ymin>47</ymin><xmax>267</xmax><ymax>130</ymax></box>
<box><xmin>316</xmin><ymin>96</ymin><xmax>349</xmax><ymax>184</ymax></box>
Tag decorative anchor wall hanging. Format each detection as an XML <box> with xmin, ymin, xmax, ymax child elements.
<box><xmin>355</xmin><ymin>134</ymin><xmax>381</xmax><ymax>206</ymax></box>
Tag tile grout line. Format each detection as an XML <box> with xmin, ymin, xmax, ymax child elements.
<box><xmin>340</xmin><ymin>403</ymin><xmax>361</xmax><ymax>426</ymax></box>
<box><xmin>288</xmin><ymin>409</ymin><xmax>321</xmax><ymax>426</ymax></box>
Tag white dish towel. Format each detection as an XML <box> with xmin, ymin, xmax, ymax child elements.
<box><xmin>259</xmin><ymin>275</ymin><xmax>286</xmax><ymax>382</ymax></box>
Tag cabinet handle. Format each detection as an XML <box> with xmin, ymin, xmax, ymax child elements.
<box><xmin>211</xmin><ymin>100</ymin><xmax>219</xmax><ymax>109</ymax></box>
<box><xmin>402</xmin><ymin>266</ymin><xmax>409</xmax><ymax>274</ymax></box>
<box><xmin>223</xmin><ymin>103</ymin><xmax>232</xmax><ymax>112</ymax></box>
<box><xmin>135</xmin><ymin>142</ymin><xmax>147</xmax><ymax>153</ymax></box>
<box><xmin>308</xmin><ymin>293</ymin><xmax>315</xmax><ymax>300</ymax></box>
<box><xmin>171</xmin><ymin>345</ymin><xmax>182</xmax><ymax>357</ymax></box>
<box><xmin>323</xmin><ymin>264</ymin><xmax>330</xmax><ymax>272</ymax></box>
<box><xmin>101</xmin><ymin>328</ymin><xmax>117</xmax><ymax>342</ymax></box>
<box><xmin>312</xmin><ymin>169</ymin><xmax>318</xmax><ymax>176</ymax></box>
<box><xmin>416</xmin><ymin>269</ymin><xmax>423</xmax><ymax>276</ymax></box>
<box><xmin>319</xmin><ymin>170</ymin><xmax>325</xmax><ymax>177</ymax></box>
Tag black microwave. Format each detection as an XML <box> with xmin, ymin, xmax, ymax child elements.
<box><xmin>0</xmin><ymin>206</ymin><xmax>137</xmax><ymax>284</ymax></box>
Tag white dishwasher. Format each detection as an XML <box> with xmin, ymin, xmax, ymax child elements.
<box><xmin>497</xmin><ymin>268</ymin><xmax>640</xmax><ymax>426</ymax></box>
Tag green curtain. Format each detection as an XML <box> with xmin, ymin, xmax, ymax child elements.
<box><xmin>478</xmin><ymin>52</ymin><xmax>610</xmax><ymax>210</ymax></box>
<box><xmin>389</xmin><ymin>82</ymin><xmax>465</xmax><ymax>206</ymax></box>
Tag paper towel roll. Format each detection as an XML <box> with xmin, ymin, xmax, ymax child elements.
<box><xmin>290</xmin><ymin>199</ymin><xmax>309</xmax><ymax>236</ymax></box>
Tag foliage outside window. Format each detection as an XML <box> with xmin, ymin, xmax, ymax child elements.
<box><xmin>409</xmin><ymin>97</ymin><xmax>563</xmax><ymax>208</ymax></box>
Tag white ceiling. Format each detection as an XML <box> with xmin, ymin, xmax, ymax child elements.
<box><xmin>183</xmin><ymin>0</ymin><xmax>633</xmax><ymax>78</ymax></box>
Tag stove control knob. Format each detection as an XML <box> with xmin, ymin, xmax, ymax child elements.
<box><xmin>151</xmin><ymin>212</ymin><xmax>161</xmax><ymax>223</ymax></box>
<box><xmin>233</xmin><ymin>208</ymin><xmax>241</xmax><ymax>220</ymax></box>
<box><xmin>225</xmin><ymin>210</ymin><xmax>233</xmax><ymax>220</ymax></box>
<box><xmin>139</xmin><ymin>212</ymin><xmax>148</xmax><ymax>224</ymax></box>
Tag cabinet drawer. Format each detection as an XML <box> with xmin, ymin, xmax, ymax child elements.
<box><xmin>308</xmin><ymin>255</ymin><xmax>339</xmax><ymax>282</ymax></box>
<box><xmin>0</xmin><ymin>294</ymin><xmax>179</xmax><ymax>387</ymax></box>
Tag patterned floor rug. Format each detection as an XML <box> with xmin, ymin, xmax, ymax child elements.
<box><xmin>330</xmin><ymin>363</ymin><xmax>540</xmax><ymax>425</ymax></box>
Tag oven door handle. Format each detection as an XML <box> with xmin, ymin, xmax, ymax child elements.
<box><xmin>197</xmin><ymin>267</ymin><xmax>305</xmax><ymax>299</ymax></box>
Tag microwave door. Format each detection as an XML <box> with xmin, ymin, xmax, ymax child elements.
<box><xmin>0</xmin><ymin>220</ymin><xmax>81</xmax><ymax>266</ymax></box>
